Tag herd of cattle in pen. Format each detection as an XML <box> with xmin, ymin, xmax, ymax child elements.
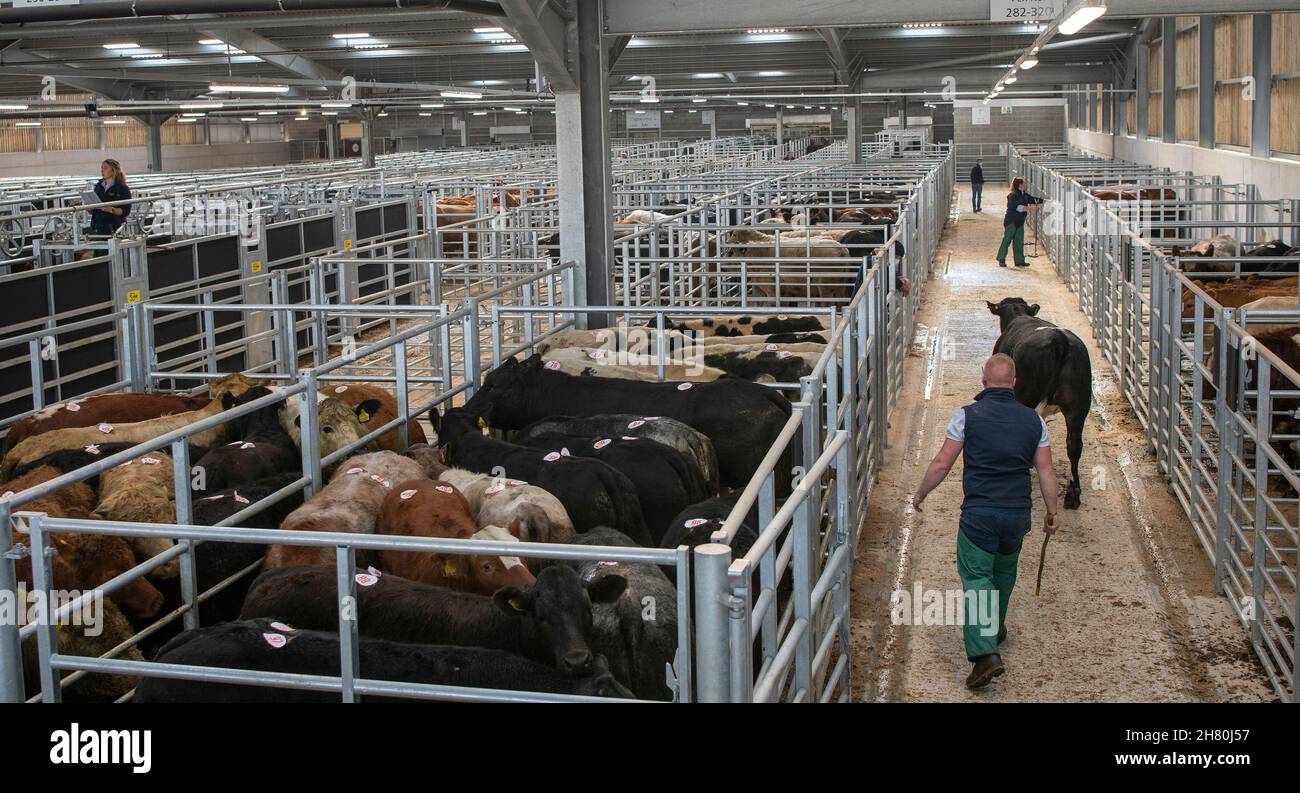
<box><xmin>0</xmin><ymin>310</ymin><xmax>843</xmax><ymax>702</ymax></box>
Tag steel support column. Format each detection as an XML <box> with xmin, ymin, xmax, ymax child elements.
<box><xmin>555</xmin><ymin>0</ymin><xmax>612</xmax><ymax>323</ymax></box>
<box><xmin>145</xmin><ymin>112</ymin><xmax>167</xmax><ymax>172</ymax></box>
<box><xmin>1162</xmin><ymin>17</ymin><xmax>1176</xmax><ymax>144</ymax></box>
<box><xmin>1199</xmin><ymin>15</ymin><xmax>1216</xmax><ymax>148</ymax></box>
<box><xmin>845</xmin><ymin>103</ymin><xmax>860</xmax><ymax>164</ymax></box>
<box><xmin>1251</xmin><ymin>14</ymin><xmax>1271</xmax><ymax>159</ymax></box>
<box><xmin>1136</xmin><ymin>40</ymin><xmax>1150</xmax><ymax>138</ymax></box>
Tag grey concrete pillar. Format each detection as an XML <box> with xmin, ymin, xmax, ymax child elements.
<box><xmin>845</xmin><ymin>103</ymin><xmax>861</xmax><ymax>164</ymax></box>
<box><xmin>1251</xmin><ymin>14</ymin><xmax>1271</xmax><ymax>159</ymax></box>
<box><xmin>555</xmin><ymin>0</ymin><xmax>614</xmax><ymax>324</ymax></box>
<box><xmin>327</xmin><ymin>123</ymin><xmax>337</xmax><ymax>160</ymax></box>
<box><xmin>145</xmin><ymin>113</ymin><xmax>167</xmax><ymax>172</ymax></box>
<box><xmin>1199</xmin><ymin>15</ymin><xmax>1216</xmax><ymax>148</ymax></box>
<box><xmin>776</xmin><ymin>107</ymin><xmax>784</xmax><ymax>147</ymax></box>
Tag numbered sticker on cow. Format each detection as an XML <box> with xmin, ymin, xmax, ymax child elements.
<box><xmin>594</xmin><ymin>438</ymin><xmax>611</xmax><ymax>450</ymax></box>
<box><xmin>240</xmin><ymin>442</ymin><xmax>256</xmax><ymax>450</ymax></box>
<box><xmin>627</xmin><ymin>420</ymin><xmax>645</xmax><ymax>429</ymax></box>
<box><xmin>140</xmin><ymin>457</ymin><xmax>160</xmax><ymax>465</ymax></box>
<box><xmin>684</xmin><ymin>518</ymin><xmax>709</xmax><ymax>528</ymax></box>
<box><xmin>435</xmin><ymin>485</ymin><xmax>454</xmax><ymax>494</ymax></box>
<box><xmin>543</xmin><ymin>452</ymin><xmax>562</xmax><ymax>462</ymax></box>
<box><xmin>83</xmin><ymin>445</ymin><xmax>100</xmax><ymax>455</ymax></box>
<box><xmin>262</xmin><ymin>633</ymin><xmax>288</xmax><ymax>649</ymax></box>
<box><xmin>97</xmin><ymin>423</ymin><xmax>114</xmax><ymax>434</ymax></box>
<box><xmin>367</xmin><ymin>566</ymin><xmax>383</xmax><ymax>578</ymax></box>
<box><xmin>269</xmin><ymin>622</ymin><xmax>296</xmax><ymax>633</ymax></box>
<box><xmin>677</xmin><ymin>383</ymin><xmax>693</xmax><ymax>391</ymax></box>
<box><xmin>400</xmin><ymin>489</ymin><xmax>418</xmax><ymax>500</ymax></box>
<box><xmin>560</xmin><ymin>448</ymin><xmax>570</xmax><ymax>457</ymax></box>
<box><xmin>233</xmin><ymin>491</ymin><xmax>249</xmax><ymax>504</ymax></box>
<box><xmin>65</xmin><ymin>402</ymin><xmax>81</xmax><ymax>413</ymax></box>
<box><xmin>355</xmin><ymin>573</ymin><xmax>379</xmax><ymax>587</ymax></box>
<box><xmin>346</xmin><ymin>467</ymin><xmax>364</xmax><ymax>476</ymax></box>
<box><xmin>778</xmin><ymin>351</ymin><xmax>793</xmax><ymax>359</ymax></box>
<box><xmin>334</xmin><ymin>385</ymin><xmax>348</xmax><ymax>393</ymax></box>
<box><xmin>485</xmin><ymin>481</ymin><xmax>505</xmax><ymax>495</ymax></box>
<box><xmin>544</xmin><ymin>360</ymin><xmax>561</xmax><ymax>370</ymax></box>
<box><xmin>588</xmin><ymin>349</ymin><xmax>606</xmax><ymax>360</ymax></box>
<box><xmin>766</xmin><ymin>343</ymin><xmax>778</xmax><ymax>351</ymax></box>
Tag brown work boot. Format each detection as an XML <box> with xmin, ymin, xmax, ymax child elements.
<box><xmin>966</xmin><ymin>653</ymin><xmax>1005</xmax><ymax>689</ymax></box>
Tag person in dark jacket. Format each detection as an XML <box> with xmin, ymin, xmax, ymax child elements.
<box><xmin>88</xmin><ymin>158</ymin><xmax>131</xmax><ymax>235</ymax></box>
<box><xmin>970</xmin><ymin>159</ymin><xmax>985</xmax><ymax>212</ymax></box>
<box><xmin>996</xmin><ymin>177</ymin><xmax>1043</xmax><ymax>268</ymax></box>
<box><xmin>911</xmin><ymin>354</ymin><xmax>1059</xmax><ymax>689</ymax></box>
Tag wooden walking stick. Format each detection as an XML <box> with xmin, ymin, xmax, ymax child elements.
<box><xmin>1034</xmin><ymin>533</ymin><xmax>1051</xmax><ymax>596</ymax></box>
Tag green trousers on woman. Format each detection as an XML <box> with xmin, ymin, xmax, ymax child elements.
<box><xmin>996</xmin><ymin>222</ymin><xmax>1027</xmax><ymax>266</ymax></box>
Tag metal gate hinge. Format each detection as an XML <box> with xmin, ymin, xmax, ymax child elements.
<box><xmin>3</xmin><ymin>543</ymin><xmax>30</xmax><ymax>561</ymax></box>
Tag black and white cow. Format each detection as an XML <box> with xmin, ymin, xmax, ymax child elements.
<box><xmin>986</xmin><ymin>297</ymin><xmax>1093</xmax><ymax>509</ymax></box>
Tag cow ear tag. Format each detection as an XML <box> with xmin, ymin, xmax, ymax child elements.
<box><xmin>508</xmin><ymin>597</ymin><xmax>524</xmax><ymax>612</ymax></box>
<box><xmin>358</xmin><ymin>409</ymin><xmax>370</xmax><ymax>423</ymax></box>
<box><xmin>476</xmin><ymin>416</ymin><xmax>488</xmax><ymax>430</ymax></box>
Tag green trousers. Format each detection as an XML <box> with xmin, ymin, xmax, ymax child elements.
<box><xmin>956</xmin><ymin>530</ymin><xmax>1021</xmax><ymax>660</ymax></box>
<box><xmin>996</xmin><ymin>223</ymin><xmax>1027</xmax><ymax>265</ymax></box>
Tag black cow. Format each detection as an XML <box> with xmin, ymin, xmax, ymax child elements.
<box><xmin>839</xmin><ymin>228</ymin><xmax>906</xmax><ymax>264</ymax></box>
<box><xmin>241</xmin><ymin>564</ymin><xmax>626</xmax><ymax>675</ymax></box>
<box><xmin>516</xmin><ymin>432</ymin><xmax>710</xmax><ymax>544</ymax></box>
<box><xmin>534</xmin><ymin>527</ymin><xmax>677</xmax><ymax>701</ymax></box>
<box><xmin>515</xmin><ymin>414</ymin><xmax>718</xmax><ymax>494</ymax></box>
<box><xmin>191</xmin><ymin>387</ymin><xmax>300</xmax><ymax>495</ymax></box>
<box><xmin>987</xmin><ymin>297</ymin><xmax>1093</xmax><ymax>509</ymax></box>
<box><xmin>665</xmin><ymin>315</ymin><xmax>825</xmax><ymax>338</ymax></box>
<box><xmin>133</xmin><ymin>619</ymin><xmax>633</xmax><ymax>702</ymax></box>
<box><xmin>1240</xmin><ymin>239</ymin><xmax>1300</xmax><ymax>274</ymax></box>
<box><xmin>433</xmin><ymin>408</ymin><xmax>652</xmax><ymax>544</ymax></box>
<box><xmin>466</xmin><ymin>354</ymin><xmax>793</xmax><ymax>492</ymax></box>
<box><xmin>659</xmin><ymin>493</ymin><xmax>760</xmax><ymax>584</ymax></box>
<box><xmin>701</xmin><ymin>349</ymin><xmax>816</xmax><ymax>383</ymax></box>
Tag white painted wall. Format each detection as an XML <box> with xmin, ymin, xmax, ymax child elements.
<box><xmin>3</xmin><ymin>141</ymin><xmax>294</xmax><ymax>178</ymax></box>
<box><xmin>1068</xmin><ymin>128</ymin><xmax>1300</xmax><ymax>202</ymax></box>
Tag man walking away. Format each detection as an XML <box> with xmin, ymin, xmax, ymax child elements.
<box><xmin>970</xmin><ymin>159</ymin><xmax>985</xmax><ymax>212</ymax></box>
<box><xmin>911</xmin><ymin>354</ymin><xmax>1060</xmax><ymax>690</ymax></box>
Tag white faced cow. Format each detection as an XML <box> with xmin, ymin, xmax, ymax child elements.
<box><xmin>986</xmin><ymin>298</ymin><xmax>1093</xmax><ymax>509</ymax></box>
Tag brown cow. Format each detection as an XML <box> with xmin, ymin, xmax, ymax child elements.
<box><xmin>318</xmin><ymin>383</ymin><xmax>427</xmax><ymax>452</ymax></box>
<box><xmin>375</xmin><ymin>479</ymin><xmax>535</xmax><ymax>594</ymax></box>
<box><xmin>1181</xmin><ymin>276</ymin><xmax>1298</xmax><ymax>320</ymax></box>
<box><xmin>264</xmin><ymin>451</ymin><xmax>426</xmax><ymax>569</ymax></box>
<box><xmin>3</xmin><ymin>466</ymin><xmax>164</xmax><ymax>620</ymax></box>
<box><xmin>1</xmin><ymin>392</ymin><xmax>243</xmax><ymax>479</ymax></box>
<box><xmin>94</xmin><ymin>451</ymin><xmax>179</xmax><ymax>579</ymax></box>
<box><xmin>438</xmin><ymin>467</ymin><xmax>574</xmax><ymax>544</ymax></box>
<box><xmin>1</xmin><ymin>372</ymin><xmax>262</xmax><ymax>455</ymax></box>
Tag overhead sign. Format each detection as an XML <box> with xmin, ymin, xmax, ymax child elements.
<box><xmin>701</xmin><ymin>110</ymin><xmax>715</xmax><ymax>125</ymax></box>
<box><xmin>990</xmin><ymin>0</ymin><xmax>1062</xmax><ymax>23</ymax></box>
<box><xmin>626</xmin><ymin>110</ymin><xmax>661</xmax><ymax>129</ymax></box>
<box><xmin>971</xmin><ymin>105</ymin><xmax>992</xmax><ymax>125</ymax></box>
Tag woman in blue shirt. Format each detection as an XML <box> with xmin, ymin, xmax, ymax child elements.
<box><xmin>996</xmin><ymin>177</ymin><xmax>1043</xmax><ymax>268</ymax></box>
<box><xmin>89</xmin><ymin>159</ymin><xmax>132</xmax><ymax>235</ymax></box>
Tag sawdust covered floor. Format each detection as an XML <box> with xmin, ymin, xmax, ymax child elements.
<box><xmin>849</xmin><ymin>187</ymin><xmax>1276</xmax><ymax>703</ymax></box>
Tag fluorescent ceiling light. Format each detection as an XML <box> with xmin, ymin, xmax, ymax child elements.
<box><xmin>785</xmin><ymin>104</ymin><xmax>794</xmax><ymax>108</ymax></box>
<box><xmin>442</xmin><ymin>90</ymin><xmax>483</xmax><ymax>99</ymax></box>
<box><xmin>634</xmin><ymin>110</ymin><xmax>646</xmax><ymax>114</ymax></box>
<box><xmin>420</xmin><ymin>103</ymin><xmax>445</xmax><ymax>108</ymax></box>
<box><xmin>178</xmin><ymin>117</ymin><xmax>198</xmax><ymax>123</ymax></box>
<box><xmin>473</xmin><ymin>26</ymin><xmax>505</xmax><ymax>34</ymax></box>
<box><xmin>181</xmin><ymin>112</ymin><xmax>207</xmax><ymax>117</ymax></box>
<box><xmin>294</xmin><ymin>116</ymin><xmax>309</xmax><ymax>121</ymax></box>
<box><xmin>639</xmin><ymin>97</ymin><xmax>659</xmax><ymax>103</ymax></box>
<box><xmin>663</xmin><ymin>110</ymin><xmax>674</xmax><ymax>114</ymax></box>
<box><xmin>322</xmin><ymin>111</ymin><xmax>338</xmax><ymax>116</ymax></box>
<box><xmin>354</xmin><ymin>43</ymin><xmax>388</xmax><ymax>49</ymax></box>
<box><xmin>902</xmin><ymin>22</ymin><xmax>942</xmax><ymax>29</ymax></box>
<box><xmin>239</xmin><ymin>117</ymin><xmax>256</xmax><ymax>122</ymax></box>
<box><xmin>688</xmin><ymin>109</ymin><xmax>697</xmax><ymax>113</ymax></box>
<box><xmin>501</xmin><ymin>106</ymin><xmax>522</xmax><ymax>111</ymax></box>
<box><xmin>693</xmin><ymin>73</ymin><xmax>724</xmax><ymax>79</ymax></box>
<box><xmin>181</xmin><ymin>102</ymin><xmax>222</xmax><ymax>108</ymax></box>
<box><xmin>103</xmin><ymin>42</ymin><xmax>139</xmax><ymax>50</ymax></box>
<box><xmin>333</xmin><ymin>32</ymin><xmax>370</xmax><ymax>39</ymax></box>
<box><xmin>1058</xmin><ymin>2</ymin><xmax>1107</xmax><ymax>36</ymax></box>
<box><xmin>471</xmin><ymin>110</ymin><xmax>488</xmax><ymax>115</ymax></box>
<box><xmin>15</xmin><ymin>122</ymin><xmax>40</xmax><ymax>127</ymax></box>
<box><xmin>131</xmin><ymin>53</ymin><xmax>164</xmax><ymax>60</ymax></box>
<box><xmin>419</xmin><ymin>112</ymin><xmax>432</xmax><ymax>116</ymax></box>
<box><xmin>0</xmin><ymin>103</ymin><xmax>29</xmax><ymax>110</ymax></box>
<box><xmin>755</xmin><ymin>71</ymin><xmax>786</xmax><ymax>77</ymax></box>
<box><xmin>496</xmin><ymin>44</ymin><xmax>527</xmax><ymax>51</ymax></box>
<box><xmin>1005</xmin><ymin>75</ymin><xmax>1017</xmax><ymax>84</ymax></box>
<box><xmin>473</xmin><ymin>79</ymin><xmax>506</xmax><ymax>85</ymax></box>
<box><xmin>746</xmin><ymin>28</ymin><xmax>786</xmax><ymax>34</ymax></box>
<box><xmin>736</xmin><ymin>101</ymin><xmax>749</xmax><ymax>106</ymax></box>
<box><xmin>1021</xmin><ymin>56</ymin><xmax>1039</xmax><ymax>69</ymax></box>
<box><xmin>320</xmin><ymin>102</ymin><xmax>352</xmax><ymax>108</ymax></box>
<box><xmin>803</xmin><ymin>105</ymin><xmax>812</xmax><ymax>109</ymax></box>
<box><xmin>208</xmin><ymin>84</ymin><xmax>290</xmax><ymax>93</ymax></box>
<box><xmin>198</xmin><ymin>39</ymin><xmax>223</xmax><ymax>45</ymax></box>
<box><xmin>377</xmin><ymin>112</ymin><xmax>388</xmax><ymax>117</ymax></box>
<box><xmin>692</xmin><ymin>98</ymin><xmax>706</xmax><ymax>103</ymax></box>
<box><xmin>258</xmin><ymin>111</ymin><xmax>278</xmax><ymax>115</ymax></box>
<box><xmin>764</xmin><ymin>103</ymin><xmax>775</xmax><ymax>108</ymax></box>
